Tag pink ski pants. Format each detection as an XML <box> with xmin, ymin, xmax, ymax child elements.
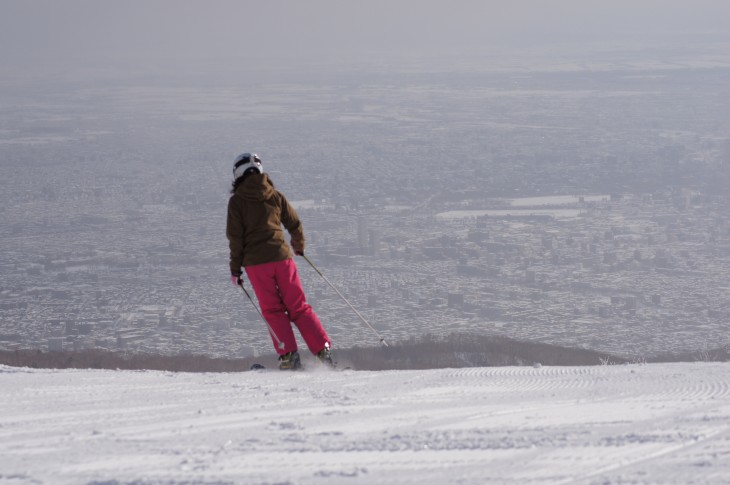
<box><xmin>245</xmin><ymin>258</ymin><xmax>330</xmax><ymax>356</ymax></box>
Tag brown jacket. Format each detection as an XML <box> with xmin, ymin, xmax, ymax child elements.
<box><xmin>226</xmin><ymin>173</ymin><xmax>304</xmax><ymax>273</ymax></box>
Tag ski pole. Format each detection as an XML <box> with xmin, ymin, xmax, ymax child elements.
<box><xmin>240</xmin><ymin>284</ymin><xmax>285</xmax><ymax>350</ymax></box>
<box><xmin>300</xmin><ymin>254</ymin><xmax>389</xmax><ymax>347</ymax></box>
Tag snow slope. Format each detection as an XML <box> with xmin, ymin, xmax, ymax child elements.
<box><xmin>1</xmin><ymin>363</ymin><xmax>729</xmax><ymax>484</ymax></box>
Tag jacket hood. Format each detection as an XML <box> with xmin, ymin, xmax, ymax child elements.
<box><xmin>236</xmin><ymin>173</ymin><xmax>276</xmax><ymax>201</ymax></box>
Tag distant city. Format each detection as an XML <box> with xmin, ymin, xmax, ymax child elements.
<box><xmin>2</xmin><ymin>51</ymin><xmax>729</xmax><ymax>358</ymax></box>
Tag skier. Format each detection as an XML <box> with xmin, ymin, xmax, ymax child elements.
<box><xmin>226</xmin><ymin>152</ymin><xmax>333</xmax><ymax>370</ymax></box>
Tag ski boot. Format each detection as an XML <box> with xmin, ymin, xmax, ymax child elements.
<box><xmin>315</xmin><ymin>343</ymin><xmax>335</xmax><ymax>368</ymax></box>
<box><xmin>278</xmin><ymin>351</ymin><xmax>301</xmax><ymax>371</ymax></box>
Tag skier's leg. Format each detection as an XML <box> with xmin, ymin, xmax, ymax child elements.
<box><xmin>274</xmin><ymin>259</ymin><xmax>330</xmax><ymax>354</ymax></box>
<box><xmin>245</xmin><ymin>262</ymin><xmax>298</xmax><ymax>355</ymax></box>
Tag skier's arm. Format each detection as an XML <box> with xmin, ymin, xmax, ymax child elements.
<box><xmin>226</xmin><ymin>197</ymin><xmax>245</xmax><ymax>274</ymax></box>
<box><xmin>279</xmin><ymin>192</ymin><xmax>305</xmax><ymax>255</ymax></box>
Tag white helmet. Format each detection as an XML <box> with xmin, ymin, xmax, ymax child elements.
<box><xmin>232</xmin><ymin>152</ymin><xmax>263</xmax><ymax>180</ymax></box>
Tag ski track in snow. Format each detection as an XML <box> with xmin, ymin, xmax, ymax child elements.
<box><xmin>1</xmin><ymin>363</ymin><xmax>729</xmax><ymax>484</ymax></box>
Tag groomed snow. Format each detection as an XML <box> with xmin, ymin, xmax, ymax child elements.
<box><xmin>1</xmin><ymin>363</ymin><xmax>729</xmax><ymax>484</ymax></box>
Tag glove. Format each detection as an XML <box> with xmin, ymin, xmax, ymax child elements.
<box><xmin>291</xmin><ymin>240</ymin><xmax>304</xmax><ymax>256</ymax></box>
<box><xmin>231</xmin><ymin>272</ymin><xmax>243</xmax><ymax>286</ymax></box>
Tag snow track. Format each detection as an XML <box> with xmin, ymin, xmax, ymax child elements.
<box><xmin>1</xmin><ymin>363</ymin><xmax>729</xmax><ymax>484</ymax></box>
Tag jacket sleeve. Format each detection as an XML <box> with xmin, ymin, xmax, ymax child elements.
<box><xmin>226</xmin><ymin>196</ymin><xmax>245</xmax><ymax>274</ymax></box>
<box><xmin>279</xmin><ymin>192</ymin><xmax>305</xmax><ymax>253</ymax></box>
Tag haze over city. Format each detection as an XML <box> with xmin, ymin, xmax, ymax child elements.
<box><xmin>1</xmin><ymin>0</ymin><xmax>730</xmax><ymax>359</ymax></box>
<box><xmin>3</xmin><ymin>1</ymin><xmax>730</xmax><ymax>66</ymax></box>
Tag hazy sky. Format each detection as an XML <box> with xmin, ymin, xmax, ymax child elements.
<box><xmin>2</xmin><ymin>0</ymin><xmax>730</xmax><ymax>66</ymax></box>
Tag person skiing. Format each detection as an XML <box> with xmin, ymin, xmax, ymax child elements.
<box><xmin>226</xmin><ymin>152</ymin><xmax>333</xmax><ymax>370</ymax></box>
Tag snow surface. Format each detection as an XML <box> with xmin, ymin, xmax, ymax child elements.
<box><xmin>1</xmin><ymin>363</ymin><xmax>729</xmax><ymax>484</ymax></box>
